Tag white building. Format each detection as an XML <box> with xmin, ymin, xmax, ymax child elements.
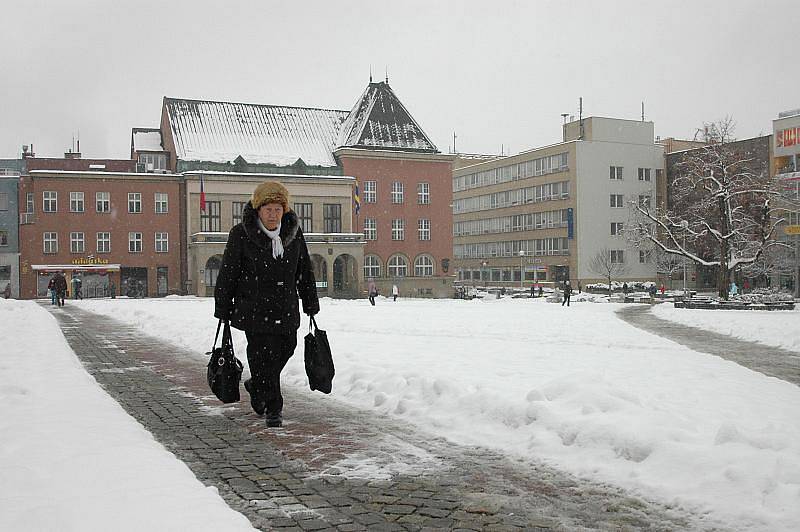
<box><xmin>452</xmin><ymin>116</ymin><xmax>663</xmax><ymax>287</ymax></box>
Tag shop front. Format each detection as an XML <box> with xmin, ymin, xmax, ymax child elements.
<box><xmin>32</xmin><ymin>263</ymin><xmax>120</xmax><ymax>298</ymax></box>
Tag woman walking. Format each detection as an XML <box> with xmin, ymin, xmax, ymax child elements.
<box><xmin>214</xmin><ymin>181</ymin><xmax>319</xmax><ymax>427</ymax></box>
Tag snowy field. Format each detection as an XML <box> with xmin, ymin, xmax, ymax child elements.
<box><xmin>0</xmin><ymin>298</ymin><xmax>256</xmax><ymax>531</ymax></box>
<box><xmin>4</xmin><ymin>295</ymin><xmax>800</xmax><ymax>532</ymax></box>
<box><xmin>653</xmin><ymin>302</ymin><xmax>800</xmax><ymax>353</ymax></box>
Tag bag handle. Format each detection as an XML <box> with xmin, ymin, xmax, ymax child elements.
<box><xmin>309</xmin><ymin>315</ymin><xmax>319</xmax><ymax>333</ymax></box>
<box><xmin>213</xmin><ymin>319</ymin><xmax>234</xmax><ymax>352</ymax></box>
<box><xmin>213</xmin><ymin>319</ymin><xmax>223</xmax><ymax>349</ymax></box>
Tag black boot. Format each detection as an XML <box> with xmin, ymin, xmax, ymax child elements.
<box><xmin>265</xmin><ymin>412</ymin><xmax>282</xmax><ymax>428</ymax></box>
<box><xmin>243</xmin><ymin>379</ymin><xmax>266</xmax><ymax>416</ymax></box>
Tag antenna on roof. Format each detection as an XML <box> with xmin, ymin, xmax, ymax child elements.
<box><xmin>453</xmin><ymin>131</ymin><xmax>457</xmax><ymax>153</ymax></box>
<box><xmin>641</xmin><ymin>101</ymin><xmax>645</xmax><ymax>121</ymax></box>
<box><xmin>369</xmin><ymin>65</ymin><xmax>372</xmax><ymax>83</ymax></box>
<box><xmin>385</xmin><ymin>66</ymin><xmax>388</xmax><ymax>84</ymax></box>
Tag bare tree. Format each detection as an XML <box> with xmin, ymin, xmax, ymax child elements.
<box><xmin>588</xmin><ymin>247</ymin><xmax>630</xmax><ymax>296</ymax></box>
<box><xmin>628</xmin><ymin>118</ymin><xmax>785</xmax><ymax>299</ymax></box>
<box><xmin>653</xmin><ymin>248</ymin><xmax>683</xmax><ymax>289</ymax></box>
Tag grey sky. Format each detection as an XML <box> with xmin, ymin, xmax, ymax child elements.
<box><xmin>2</xmin><ymin>0</ymin><xmax>797</xmax><ymax>160</ymax></box>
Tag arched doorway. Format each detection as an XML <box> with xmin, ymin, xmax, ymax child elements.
<box><xmin>333</xmin><ymin>254</ymin><xmax>359</xmax><ymax>298</ymax></box>
<box><xmin>204</xmin><ymin>255</ymin><xmax>223</xmax><ymax>297</ymax></box>
<box><xmin>311</xmin><ymin>255</ymin><xmax>327</xmax><ymax>296</ymax></box>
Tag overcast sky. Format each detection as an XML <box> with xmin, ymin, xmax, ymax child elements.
<box><xmin>1</xmin><ymin>0</ymin><xmax>797</xmax><ymax>160</ymax></box>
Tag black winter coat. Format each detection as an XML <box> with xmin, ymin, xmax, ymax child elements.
<box><xmin>214</xmin><ymin>203</ymin><xmax>319</xmax><ymax>335</ymax></box>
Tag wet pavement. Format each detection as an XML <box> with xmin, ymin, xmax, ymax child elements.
<box><xmin>45</xmin><ymin>303</ymin><xmax>725</xmax><ymax>531</ymax></box>
<box><xmin>617</xmin><ymin>305</ymin><xmax>800</xmax><ymax>387</ymax></box>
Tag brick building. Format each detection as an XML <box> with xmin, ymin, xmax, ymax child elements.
<box><xmin>18</xmin><ymin>170</ymin><xmax>183</xmax><ymax>298</ymax></box>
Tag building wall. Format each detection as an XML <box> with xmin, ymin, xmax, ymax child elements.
<box><xmin>17</xmin><ymin>172</ymin><xmax>182</xmax><ymax>299</ymax></box>
<box><xmin>0</xmin><ymin>176</ymin><xmax>20</xmax><ymax>297</ymax></box>
<box><xmin>338</xmin><ymin>149</ymin><xmax>455</xmax><ymax>298</ymax></box>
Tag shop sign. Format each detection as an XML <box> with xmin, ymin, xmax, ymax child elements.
<box><xmin>784</xmin><ymin>225</ymin><xmax>800</xmax><ymax>235</ymax></box>
<box><xmin>777</xmin><ymin>127</ymin><xmax>800</xmax><ymax>148</ymax></box>
<box><xmin>72</xmin><ymin>257</ymin><xmax>110</xmax><ymax>265</ymax></box>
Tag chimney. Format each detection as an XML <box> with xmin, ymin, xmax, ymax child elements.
<box><xmin>64</xmin><ymin>150</ymin><xmax>82</xmax><ymax>159</ymax></box>
<box><xmin>22</xmin><ymin>144</ymin><xmax>35</xmax><ymax>158</ymax></box>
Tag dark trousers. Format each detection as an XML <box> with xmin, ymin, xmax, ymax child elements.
<box><xmin>245</xmin><ymin>331</ymin><xmax>297</xmax><ymax>416</ymax></box>
<box><xmin>369</xmin><ymin>294</ymin><xmax>375</xmax><ymax>306</ymax></box>
<box><xmin>562</xmin><ymin>294</ymin><xmax>570</xmax><ymax>306</ymax></box>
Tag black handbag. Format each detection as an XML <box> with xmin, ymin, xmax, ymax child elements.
<box><xmin>304</xmin><ymin>316</ymin><xmax>335</xmax><ymax>394</ymax></box>
<box><xmin>206</xmin><ymin>319</ymin><xmax>243</xmax><ymax>403</ymax></box>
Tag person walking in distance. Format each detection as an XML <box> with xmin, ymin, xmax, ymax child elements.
<box><xmin>47</xmin><ymin>275</ymin><xmax>57</xmax><ymax>305</ymax></box>
<box><xmin>53</xmin><ymin>272</ymin><xmax>67</xmax><ymax>307</ymax></box>
<box><xmin>392</xmin><ymin>284</ymin><xmax>399</xmax><ymax>302</ymax></box>
<box><xmin>214</xmin><ymin>181</ymin><xmax>319</xmax><ymax>428</ymax></box>
<box><xmin>367</xmin><ymin>279</ymin><xmax>377</xmax><ymax>306</ymax></box>
<box><xmin>561</xmin><ymin>280</ymin><xmax>572</xmax><ymax>307</ymax></box>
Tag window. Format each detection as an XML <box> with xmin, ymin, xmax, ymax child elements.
<box><xmin>43</xmin><ymin>232</ymin><xmax>58</xmax><ymax>253</ymax></box>
<box><xmin>0</xmin><ymin>192</ymin><xmax>7</xmax><ymax>210</ymax></box>
<box><xmin>638</xmin><ymin>168</ymin><xmax>651</xmax><ymax>181</ymax></box>
<box><xmin>611</xmin><ymin>222</ymin><xmax>624</xmax><ymax>236</ymax></box>
<box><xmin>138</xmin><ymin>153</ymin><xmax>167</xmax><ymax>172</ymax></box>
<box><xmin>364</xmin><ymin>255</ymin><xmax>381</xmax><ymax>278</ymax></box>
<box><xmin>417</xmin><ymin>182</ymin><xmax>430</xmax><ymax>204</ymax></box>
<box><xmin>391</xmin><ymin>219</ymin><xmax>405</xmax><ymax>240</ymax></box>
<box><xmin>0</xmin><ymin>230</ymin><xmax>7</xmax><ymax>246</ymax></box>
<box><xmin>26</xmin><ymin>193</ymin><xmax>34</xmax><ymax>213</ymax></box>
<box><xmin>97</xmin><ymin>232</ymin><xmax>110</xmax><ymax>253</ymax></box>
<box><xmin>610</xmin><ymin>194</ymin><xmax>624</xmax><ymax>208</ymax></box>
<box><xmin>70</xmin><ymin>192</ymin><xmax>84</xmax><ymax>212</ymax></box>
<box><xmin>201</xmin><ymin>201</ymin><xmax>221</xmax><ymax>232</ymax></box>
<box><xmin>155</xmin><ymin>193</ymin><xmax>168</xmax><ymax>213</ymax></box>
<box><xmin>364</xmin><ymin>180</ymin><xmax>377</xmax><ymax>203</ymax></box>
<box><xmin>391</xmin><ymin>181</ymin><xmax>404</xmax><ymax>204</ymax></box>
<box><xmin>323</xmin><ymin>203</ymin><xmax>341</xmax><ymax>233</ymax></box>
<box><xmin>155</xmin><ymin>232</ymin><xmax>169</xmax><ymax>253</ymax></box>
<box><xmin>639</xmin><ymin>250</ymin><xmax>652</xmax><ymax>263</ymax></box>
<box><xmin>70</xmin><ymin>232</ymin><xmax>85</xmax><ymax>253</ymax></box>
<box><xmin>418</xmin><ymin>219</ymin><xmax>430</xmax><ymax>241</ymax></box>
<box><xmin>128</xmin><ymin>192</ymin><xmax>142</xmax><ymax>213</ymax></box>
<box><xmin>610</xmin><ymin>166</ymin><xmax>623</xmax><ymax>180</ymax></box>
<box><xmin>414</xmin><ymin>255</ymin><xmax>434</xmax><ymax>277</ymax></box>
<box><xmin>610</xmin><ymin>249</ymin><xmax>625</xmax><ymax>264</ymax></box>
<box><xmin>294</xmin><ymin>203</ymin><xmax>312</xmax><ymax>233</ymax></box>
<box><xmin>232</xmin><ymin>201</ymin><xmax>246</xmax><ymax>226</ymax></box>
<box><xmin>129</xmin><ymin>232</ymin><xmax>143</xmax><ymax>253</ymax></box>
<box><xmin>638</xmin><ymin>195</ymin><xmax>651</xmax><ymax>208</ymax></box>
<box><xmin>363</xmin><ymin>218</ymin><xmax>377</xmax><ymax>240</ymax></box>
<box><xmin>96</xmin><ymin>192</ymin><xmax>110</xmax><ymax>213</ymax></box>
<box><xmin>388</xmin><ymin>255</ymin><xmax>408</xmax><ymax>277</ymax></box>
<box><xmin>43</xmin><ymin>191</ymin><xmax>57</xmax><ymax>212</ymax></box>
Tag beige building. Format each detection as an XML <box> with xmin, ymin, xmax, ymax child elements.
<box><xmin>184</xmin><ymin>171</ymin><xmax>364</xmax><ymax>298</ymax></box>
<box><xmin>453</xmin><ymin>116</ymin><xmax>664</xmax><ymax>288</ymax></box>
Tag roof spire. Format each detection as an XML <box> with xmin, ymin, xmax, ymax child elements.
<box><xmin>369</xmin><ymin>65</ymin><xmax>372</xmax><ymax>83</ymax></box>
<box><xmin>385</xmin><ymin>65</ymin><xmax>388</xmax><ymax>84</ymax></box>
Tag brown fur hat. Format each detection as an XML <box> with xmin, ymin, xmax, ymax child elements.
<box><xmin>251</xmin><ymin>181</ymin><xmax>290</xmax><ymax>212</ymax></box>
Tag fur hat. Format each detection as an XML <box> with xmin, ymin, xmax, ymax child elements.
<box><xmin>251</xmin><ymin>181</ymin><xmax>290</xmax><ymax>212</ymax></box>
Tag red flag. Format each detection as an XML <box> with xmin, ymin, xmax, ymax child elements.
<box><xmin>200</xmin><ymin>175</ymin><xmax>206</xmax><ymax>213</ymax></box>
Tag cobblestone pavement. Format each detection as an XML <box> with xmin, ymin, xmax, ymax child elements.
<box><xmin>617</xmin><ymin>305</ymin><xmax>800</xmax><ymax>387</ymax></box>
<box><xmin>46</xmin><ymin>303</ymin><xmax>726</xmax><ymax>532</ymax></box>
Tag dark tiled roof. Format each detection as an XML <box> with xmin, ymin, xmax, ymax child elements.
<box><xmin>164</xmin><ymin>98</ymin><xmax>349</xmax><ymax>168</ymax></box>
<box><xmin>337</xmin><ymin>82</ymin><xmax>438</xmax><ymax>153</ymax></box>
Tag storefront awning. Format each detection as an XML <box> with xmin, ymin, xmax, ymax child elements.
<box><xmin>32</xmin><ymin>264</ymin><xmax>121</xmax><ymax>272</ymax></box>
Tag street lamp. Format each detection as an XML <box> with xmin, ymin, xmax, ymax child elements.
<box><xmin>519</xmin><ymin>250</ymin><xmax>525</xmax><ymax>290</ymax></box>
<box><xmin>680</xmin><ymin>220</ymin><xmax>689</xmax><ymax>297</ymax></box>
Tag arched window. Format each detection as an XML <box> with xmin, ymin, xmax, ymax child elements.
<box><xmin>387</xmin><ymin>255</ymin><xmax>408</xmax><ymax>277</ymax></box>
<box><xmin>205</xmin><ymin>255</ymin><xmax>222</xmax><ymax>287</ymax></box>
<box><xmin>414</xmin><ymin>255</ymin><xmax>435</xmax><ymax>277</ymax></box>
<box><xmin>363</xmin><ymin>255</ymin><xmax>382</xmax><ymax>279</ymax></box>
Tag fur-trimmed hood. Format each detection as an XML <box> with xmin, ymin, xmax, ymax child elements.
<box><xmin>241</xmin><ymin>201</ymin><xmax>300</xmax><ymax>250</ymax></box>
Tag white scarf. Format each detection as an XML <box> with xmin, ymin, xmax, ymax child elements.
<box><xmin>257</xmin><ymin>219</ymin><xmax>284</xmax><ymax>259</ymax></box>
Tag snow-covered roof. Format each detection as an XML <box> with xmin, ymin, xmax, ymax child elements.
<box><xmin>132</xmin><ymin>128</ymin><xmax>164</xmax><ymax>152</ymax></box>
<box><xmin>337</xmin><ymin>82</ymin><xmax>438</xmax><ymax>153</ymax></box>
<box><xmin>165</xmin><ymin>98</ymin><xmax>349</xmax><ymax>167</ymax></box>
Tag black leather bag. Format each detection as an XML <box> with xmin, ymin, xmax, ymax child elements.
<box><xmin>206</xmin><ymin>320</ymin><xmax>243</xmax><ymax>403</ymax></box>
<box><xmin>304</xmin><ymin>316</ymin><xmax>335</xmax><ymax>394</ymax></box>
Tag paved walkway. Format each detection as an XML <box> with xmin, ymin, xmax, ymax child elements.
<box><xmin>617</xmin><ymin>305</ymin><xmax>800</xmax><ymax>387</ymax></box>
<box><xmin>46</xmin><ymin>303</ymin><xmax>722</xmax><ymax>532</ymax></box>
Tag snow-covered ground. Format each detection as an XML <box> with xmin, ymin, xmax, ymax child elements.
<box><xmin>653</xmin><ymin>302</ymin><xmax>800</xmax><ymax>353</ymax></box>
<box><xmin>0</xmin><ymin>299</ymin><xmax>256</xmax><ymax>532</ymax></box>
<box><xmin>4</xmin><ymin>295</ymin><xmax>800</xmax><ymax>532</ymax></box>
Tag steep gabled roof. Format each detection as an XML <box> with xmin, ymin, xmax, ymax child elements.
<box><xmin>337</xmin><ymin>82</ymin><xmax>438</xmax><ymax>153</ymax></box>
<box><xmin>164</xmin><ymin>97</ymin><xmax>349</xmax><ymax>167</ymax></box>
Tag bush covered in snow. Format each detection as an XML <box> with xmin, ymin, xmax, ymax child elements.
<box><xmin>731</xmin><ymin>288</ymin><xmax>795</xmax><ymax>304</ymax></box>
<box><xmin>585</xmin><ymin>281</ymin><xmax>656</xmax><ymax>292</ymax></box>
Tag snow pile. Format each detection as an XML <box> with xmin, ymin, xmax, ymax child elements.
<box><xmin>0</xmin><ymin>299</ymin><xmax>255</xmax><ymax>532</ymax></box>
<box><xmin>70</xmin><ymin>296</ymin><xmax>800</xmax><ymax>532</ymax></box>
<box><xmin>653</xmin><ymin>302</ymin><xmax>800</xmax><ymax>353</ymax></box>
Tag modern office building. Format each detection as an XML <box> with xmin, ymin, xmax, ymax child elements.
<box><xmin>452</xmin><ymin>116</ymin><xmax>663</xmax><ymax>287</ymax></box>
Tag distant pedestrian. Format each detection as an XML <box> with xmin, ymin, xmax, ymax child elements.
<box><xmin>71</xmin><ymin>276</ymin><xmax>83</xmax><ymax>299</ymax></box>
<box><xmin>743</xmin><ymin>279</ymin><xmax>750</xmax><ymax>293</ymax></box>
<box><xmin>392</xmin><ymin>284</ymin><xmax>399</xmax><ymax>302</ymax></box>
<box><xmin>622</xmin><ymin>282</ymin><xmax>629</xmax><ymax>294</ymax></box>
<box><xmin>659</xmin><ymin>284</ymin><xmax>665</xmax><ymax>295</ymax></box>
<box><xmin>52</xmin><ymin>272</ymin><xmax>67</xmax><ymax>307</ymax></box>
<box><xmin>530</xmin><ymin>285</ymin><xmax>536</xmax><ymax>298</ymax></box>
<box><xmin>538</xmin><ymin>285</ymin><xmax>543</xmax><ymax>298</ymax></box>
<box><xmin>729</xmin><ymin>281</ymin><xmax>738</xmax><ymax>297</ymax></box>
<box><xmin>562</xmin><ymin>281</ymin><xmax>572</xmax><ymax>307</ymax></box>
<box><xmin>648</xmin><ymin>284</ymin><xmax>657</xmax><ymax>299</ymax></box>
<box><xmin>368</xmin><ymin>279</ymin><xmax>377</xmax><ymax>306</ymax></box>
<box><xmin>578</xmin><ymin>281</ymin><xmax>582</xmax><ymax>293</ymax></box>
<box><xmin>48</xmin><ymin>275</ymin><xmax>57</xmax><ymax>304</ymax></box>
<box><xmin>110</xmin><ymin>281</ymin><xmax>116</xmax><ymax>299</ymax></box>
<box><xmin>3</xmin><ymin>283</ymin><xmax>10</xmax><ymax>299</ymax></box>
